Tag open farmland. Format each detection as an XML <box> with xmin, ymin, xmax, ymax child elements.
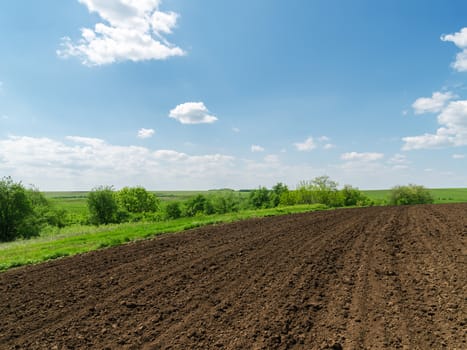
<box><xmin>0</xmin><ymin>204</ymin><xmax>466</xmax><ymax>349</ymax></box>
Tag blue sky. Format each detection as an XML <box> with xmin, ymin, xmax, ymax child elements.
<box><xmin>0</xmin><ymin>0</ymin><xmax>466</xmax><ymax>190</ymax></box>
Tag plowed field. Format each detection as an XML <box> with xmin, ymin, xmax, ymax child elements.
<box><xmin>1</xmin><ymin>204</ymin><xmax>466</xmax><ymax>349</ymax></box>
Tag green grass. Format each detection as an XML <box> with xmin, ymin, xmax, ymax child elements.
<box><xmin>0</xmin><ymin>204</ymin><xmax>327</xmax><ymax>272</ymax></box>
<box><xmin>362</xmin><ymin>188</ymin><xmax>467</xmax><ymax>204</ymax></box>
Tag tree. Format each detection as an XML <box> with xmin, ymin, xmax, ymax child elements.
<box><xmin>87</xmin><ymin>186</ymin><xmax>118</xmax><ymax>225</ymax></box>
<box><xmin>389</xmin><ymin>184</ymin><xmax>434</xmax><ymax>205</ymax></box>
<box><xmin>0</xmin><ymin>177</ymin><xmax>40</xmax><ymax>241</ymax></box>
<box><xmin>116</xmin><ymin>187</ymin><xmax>159</xmax><ymax>213</ymax></box>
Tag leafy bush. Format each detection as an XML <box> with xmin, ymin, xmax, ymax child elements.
<box><xmin>165</xmin><ymin>202</ymin><xmax>182</xmax><ymax>219</ymax></box>
<box><xmin>116</xmin><ymin>187</ymin><xmax>159</xmax><ymax>213</ymax></box>
<box><xmin>249</xmin><ymin>187</ymin><xmax>271</xmax><ymax>209</ymax></box>
<box><xmin>0</xmin><ymin>177</ymin><xmax>41</xmax><ymax>241</ymax></box>
<box><xmin>184</xmin><ymin>195</ymin><xmax>210</xmax><ymax>217</ymax></box>
<box><xmin>270</xmin><ymin>182</ymin><xmax>289</xmax><ymax>207</ymax></box>
<box><xmin>294</xmin><ymin>176</ymin><xmax>342</xmax><ymax>207</ymax></box>
<box><xmin>210</xmin><ymin>192</ymin><xmax>242</xmax><ymax>214</ymax></box>
<box><xmin>87</xmin><ymin>186</ymin><xmax>118</xmax><ymax>225</ymax></box>
<box><xmin>389</xmin><ymin>184</ymin><xmax>434</xmax><ymax>205</ymax></box>
<box><xmin>341</xmin><ymin>185</ymin><xmax>371</xmax><ymax>207</ymax></box>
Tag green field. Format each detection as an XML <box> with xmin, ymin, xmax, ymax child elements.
<box><xmin>44</xmin><ymin>188</ymin><xmax>467</xmax><ymax>215</ymax></box>
<box><xmin>363</xmin><ymin>188</ymin><xmax>467</xmax><ymax>204</ymax></box>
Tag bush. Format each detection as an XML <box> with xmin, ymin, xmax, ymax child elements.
<box><xmin>389</xmin><ymin>184</ymin><xmax>434</xmax><ymax>205</ymax></box>
<box><xmin>294</xmin><ymin>176</ymin><xmax>342</xmax><ymax>207</ymax></box>
<box><xmin>210</xmin><ymin>192</ymin><xmax>242</xmax><ymax>214</ymax></box>
<box><xmin>270</xmin><ymin>182</ymin><xmax>289</xmax><ymax>207</ymax></box>
<box><xmin>184</xmin><ymin>195</ymin><xmax>210</xmax><ymax>217</ymax></box>
<box><xmin>116</xmin><ymin>187</ymin><xmax>159</xmax><ymax>213</ymax></box>
<box><xmin>0</xmin><ymin>177</ymin><xmax>41</xmax><ymax>241</ymax></box>
<box><xmin>87</xmin><ymin>186</ymin><xmax>118</xmax><ymax>225</ymax></box>
<box><xmin>249</xmin><ymin>187</ymin><xmax>271</xmax><ymax>209</ymax></box>
<box><xmin>165</xmin><ymin>202</ymin><xmax>182</xmax><ymax>220</ymax></box>
<box><xmin>341</xmin><ymin>185</ymin><xmax>371</xmax><ymax>207</ymax></box>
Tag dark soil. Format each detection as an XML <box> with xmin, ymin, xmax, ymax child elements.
<box><xmin>0</xmin><ymin>204</ymin><xmax>466</xmax><ymax>349</ymax></box>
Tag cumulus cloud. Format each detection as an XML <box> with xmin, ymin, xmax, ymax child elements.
<box><xmin>452</xmin><ymin>154</ymin><xmax>465</xmax><ymax>159</ymax></box>
<box><xmin>57</xmin><ymin>0</ymin><xmax>185</xmax><ymax>66</ymax></box>
<box><xmin>402</xmin><ymin>100</ymin><xmax>467</xmax><ymax>150</ymax></box>
<box><xmin>169</xmin><ymin>102</ymin><xmax>218</xmax><ymax>124</ymax></box>
<box><xmin>294</xmin><ymin>137</ymin><xmax>316</xmax><ymax>151</ymax></box>
<box><xmin>0</xmin><ymin>135</ymin><xmax>234</xmax><ymax>190</ymax></box>
<box><xmin>387</xmin><ymin>154</ymin><xmax>410</xmax><ymax>170</ymax></box>
<box><xmin>341</xmin><ymin>152</ymin><xmax>384</xmax><ymax>162</ymax></box>
<box><xmin>412</xmin><ymin>91</ymin><xmax>456</xmax><ymax>114</ymax></box>
<box><xmin>251</xmin><ymin>145</ymin><xmax>265</xmax><ymax>152</ymax></box>
<box><xmin>441</xmin><ymin>28</ymin><xmax>467</xmax><ymax>71</ymax></box>
<box><xmin>137</xmin><ymin>128</ymin><xmax>155</xmax><ymax>139</ymax></box>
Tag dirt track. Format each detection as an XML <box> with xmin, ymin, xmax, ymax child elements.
<box><xmin>0</xmin><ymin>204</ymin><xmax>466</xmax><ymax>349</ymax></box>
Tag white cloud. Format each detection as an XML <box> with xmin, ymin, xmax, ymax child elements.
<box><xmin>232</xmin><ymin>127</ymin><xmax>240</xmax><ymax>133</ymax></box>
<box><xmin>387</xmin><ymin>154</ymin><xmax>410</xmax><ymax>170</ymax></box>
<box><xmin>169</xmin><ymin>102</ymin><xmax>218</xmax><ymax>124</ymax></box>
<box><xmin>441</xmin><ymin>28</ymin><xmax>467</xmax><ymax>71</ymax></box>
<box><xmin>294</xmin><ymin>137</ymin><xmax>316</xmax><ymax>151</ymax></box>
<box><xmin>341</xmin><ymin>152</ymin><xmax>384</xmax><ymax>162</ymax></box>
<box><xmin>264</xmin><ymin>154</ymin><xmax>279</xmax><ymax>163</ymax></box>
<box><xmin>318</xmin><ymin>136</ymin><xmax>330</xmax><ymax>142</ymax></box>
<box><xmin>388</xmin><ymin>153</ymin><xmax>410</xmax><ymax>165</ymax></box>
<box><xmin>57</xmin><ymin>0</ymin><xmax>185</xmax><ymax>66</ymax></box>
<box><xmin>0</xmin><ymin>135</ymin><xmax>235</xmax><ymax>190</ymax></box>
<box><xmin>452</xmin><ymin>153</ymin><xmax>465</xmax><ymax>159</ymax></box>
<box><xmin>412</xmin><ymin>91</ymin><xmax>456</xmax><ymax>114</ymax></box>
<box><xmin>137</xmin><ymin>128</ymin><xmax>155</xmax><ymax>139</ymax></box>
<box><xmin>323</xmin><ymin>143</ymin><xmax>336</xmax><ymax>150</ymax></box>
<box><xmin>251</xmin><ymin>144</ymin><xmax>265</xmax><ymax>152</ymax></box>
<box><xmin>403</xmin><ymin>100</ymin><xmax>467</xmax><ymax>150</ymax></box>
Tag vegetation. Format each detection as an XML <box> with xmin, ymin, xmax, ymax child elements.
<box><xmin>1</xmin><ymin>173</ymin><xmax>466</xmax><ymax>271</ymax></box>
<box><xmin>389</xmin><ymin>184</ymin><xmax>434</xmax><ymax>205</ymax></box>
<box><xmin>87</xmin><ymin>186</ymin><xmax>119</xmax><ymax>225</ymax></box>
<box><xmin>116</xmin><ymin>186</ymin><xmax>159</xmax><ymax>214</ymax></box>
<box><xmin>0</xmin><ymin>177</ymin><xmax>39</xmax><ymax>242</ymax></box>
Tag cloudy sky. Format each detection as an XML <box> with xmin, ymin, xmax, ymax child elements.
<box><xmin>0</xmin><ymin>0</ymin><xmax>466</xmax><ymax>190</ymax></box>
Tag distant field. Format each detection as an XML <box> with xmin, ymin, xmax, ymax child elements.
<box><xmin>363</xmin><ymin>188</ymin><xmax>467</xmax><ymax>204</ymax></box>
<box><xmin>43</xmin><ymin>188</ymin><xmax>467</xmax><ymax>220</ymax></box>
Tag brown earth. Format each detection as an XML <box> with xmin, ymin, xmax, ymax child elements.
<box><xmin>0</xmin><ymin>204</ymin><xmax>466</xmax><ymax>350</ymax></box>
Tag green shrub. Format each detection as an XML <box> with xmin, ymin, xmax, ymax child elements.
<box><xmin>165</xmin><ymin>202</ymin><xmax>182</xmax><ymax>219</ymax></box>
<box><xmin>249</xmin><ymin>187</ymin><xmax>271</xmax><ymax>209</ymax></box>
<box><xmin>116</xmin><ymin>186</ymin><xmax>159</xmax><ymax>213</ymax></box>
<box><xmin>87</xmin><ymin>186</ymin><xmax>118</xmax><ymax>225</ymax></box>
<box><xmin>389</xmin><ymin>184</ymin><xmax>434</xmax><ymax>205</ymax></box>
<box><xmin>341</xmin><ymin>185</ymin><xmax>371</xmax><ymax>207</ymax></box>
<box><xmin>270</xmin><ymin>182</ymin><xmax>289</xmax><ymax>207</ymax></box>
<box><xmin>185</xmin><ymin>194</ymin><xmax>210</xmax><ymax>217</ymax></box>
<box><xmin>0</xmin><ymin>177</ymin><xmax>40</xmax><ymax>241</ymax></box>
<box><xmin>210</xmin><ymin>192</ymin><xmax>242</xmax><ymax>214</ymax></box>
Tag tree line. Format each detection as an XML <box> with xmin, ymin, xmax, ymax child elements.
<box><xmin>0</xmin><ymin>176</ymin><xmax>434</xmax><ymax>242</ymax></box>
